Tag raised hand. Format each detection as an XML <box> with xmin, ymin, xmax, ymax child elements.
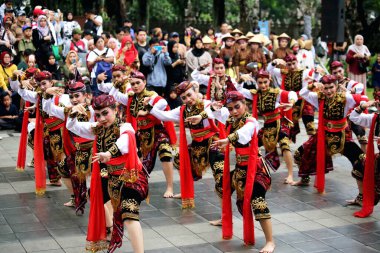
<box><xmin>210</xmin><ymin>138</ymin><xmax>229</xmax><ymax>149</ymax></box>
<box><xmin>184</xmin><ymin>115</ymin><xmax>202</xmax><ymax>125</ymax></box>
<box><xmin>92</xmin><ymin>151</ymin><xmax>111</xmax><ymax>163</ymax></box>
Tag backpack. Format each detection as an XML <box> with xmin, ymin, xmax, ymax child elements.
<box><xmin>93</xmin><ymin>48</ymin><xmax>112</xmax><ymax>82</ymax></box>
<box><xmin>83</xmin><ymin>18</ymin><xmax>98</xmax><ymax>35</ymax></box>
<box><xmin>316</xmin><ymin>43</ymin><xmax>326</xmax><ymax>58</ymax></box>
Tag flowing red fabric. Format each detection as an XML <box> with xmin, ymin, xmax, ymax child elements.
<box><xmin>252</xmin><ymin>93</ymin><xmax>258</xmax><ymax>119</ymax></box>
<box><xmin>117</xmin><ymin>36</ymin><xmax>138</xmax><ymax>66</ymax></box>
<box><xmin>206</xmin><ymin>77</ymin><xmax>213</xmax><ymax>100</ymax></box>
<box><xmin>222</xmin><ymin>125</ymin><xmax>233</xmax><ymax>239</ymax></box>
<box><xmin>280</xmin><ymin>90</ymin><xmax>293</xmax><ymax>122</ymax></box>
<box><xmin>86</xmin><ymin>139</ymin><xmax>107</xmax><ymax>243</ymax></box>
<box><xmin>354</xmin><ymin>113</ymin><xmax>377</xmax><ymax>218</ymax></box>
<box><xmin>242</xmin><ymin>120</ymin><xmax>258</xmax><ymax>245</ymax></box>
<box><xmin>16</xmin><ymin>101</ymin><xmax>30</xmax><ymax>171</ymax></box>
<box><xmin>34</xmin><ymin>98</ymin><xmax>46</xmax><ymax>195</ymax></box>
<box><xmin>281</xmin><ymin>74</ymin><xmax>286</xmax><ymax>90</ymax></box>
<box><xmin>315</xmin><ymin>100</ymin><xmax>325</xmax><ymax>193</ymax></box>
<box><xmin>179</xmin><ymin>105</ymin><xmax>195</xmax><ymax>208</ymax></box>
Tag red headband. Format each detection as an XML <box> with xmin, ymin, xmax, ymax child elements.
<box><xmin>130</xmin><ymin>70</ymin><xmax>145</xmax><ymax>81</ymax></box>
<box><xmin>92</xmin><ymin>94</ymin><xmax>116</xmax><ymax>110</ymax></box>
<box><xmin>257</xmin><ymin>70</ymin><xmax>270</xmax><ymax>79</ymax></box>
<box><xmin>330</xmin><ymin>61</ymin><xmax>344</xmax><ymax>70</ymax></box>
<box><xmin>175</xmin><ymin>81</ymin><xmax>193</xmax><ymax>95</ymax></box>
<box><xmin>34</xmin><ymin>71</ymin><xmax>52</xmax><ymax>82</ymax></box>
<box><xmin>320</xmin><ymin>75</ymin><xmax>337</xmax><ymax>84</ymax></box>
<box><xmin>213</xmin><ymin>58</ymin><xmax>225</xmax><ymax>65</ymax></box>
<box><xmin>111</xmin><ymin>64</ymin><xmax>127</xmax><ymax>72</ymax></box>
<box><xmin>25</xmin><ymin>68</ymin><xmax>39</xmax><ymax>79</ymax></box>
<box><xmin>68</xmin><ymin>81</ymin><xmax>86</xmax><ymax>93</ymax></box>
<box><xmin>284</xmin><ymin>54</ymin><xmax>297</xmax><ymax>63</ymax></box>
<box><xmin>226</xmin><ymin>91</ymin><xmax>245</xmax><ymax>104</ymax></box>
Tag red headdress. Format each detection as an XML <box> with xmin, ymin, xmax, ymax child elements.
<box><xmin>92</xmin><ymin>94</ymin><xmax>116</xmax><ymax>110</ymax></box>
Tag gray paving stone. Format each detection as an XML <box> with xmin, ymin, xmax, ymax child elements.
<box><xmin>179</xmin><ymin>243</ymin><xmax>222</xmax><ymax>252</ymax></box>
<box><xmin>291</xmin><ymin>240</ymin><xmax>335</xmax><ymax>252</ymax></box>
<box><xmin>16</xmin><ymin>230</ymin><xmax>61</xmax><ymax>252</ymax></box>
<box><xmin>0</xmin><ymin>241</ymin><xmax>26</xmax><ymax>253</ymax></box>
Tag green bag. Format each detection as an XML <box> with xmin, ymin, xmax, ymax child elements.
<box><xmin>52</xmin><ymin>45</ymin><xmax>61</xmax><ymax>61</ymax></box>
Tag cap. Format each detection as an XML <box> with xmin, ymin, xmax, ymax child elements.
<box><xmin>202</xmin><ymin>35</ymin><xmax>214</xmax><ymax>44</ymax></box>
<box><xmin>246</xmin><ymin>32</ymin><xmax>255</xmax><ymax>38</ymax></box>
<box><xmin>236</xmin><ymin>35</ymin><xmax>249</xmax><ymax>42</ymax></box>
<box><xmin>330</xmin><ymin>61</ymin><xmax>344</xmax><ymax>69</ymax></box>
<box><xmin>257</xmin><ymin>70</ymin><xmax>270</xmax><ymax>79</ymax></box>
<box><xmin>231</xmin><ymin>29</ymin><xmax>243</xmax><ymax>36</ymax></box>
<box><xmin>68</xmin><ymin>81</ymin><xmax>86</xmax><ymax>93</ymax></box>
<box><xmin>175</xmin><ymin>81</ymin><xmax>193</xmax><ymax>95</ymax></box>
<box><xmin>72</xmin><ymin>28</ymin><xmax>83</xmax><ymax>35</ymax></box>
<box><xmin>221</xmin><ymin>33</ymin><xmax>235</xmax><ymax>41</ymax></box>
<box><xmin>16</xmin><ymin>10</ymin><xmax>26</xmax><ymax>16</ymax></box>
<box><xmin>284</xmin><ymin>54</ymin><xmax>297</xmax><ymax>62</ymax></box>
<box><xmin>130</xmin><ymin>70</ymin><xmax>145</xmax><ymax>81</ymax></box>
<box><xmin>54</xmin><ymin>81</ymin><xmax>65</xmax><ymax>88</ymax></box>
<box><xmin>290</xmin><ymin>39</ymin><xmax>299</xmax><ymax>48</ymax></box>
<box><xmin>225</xmin><ymin>91</ymin><xmax>245</xmax><ymax>104</ymax></box>
<box><xmin>22</xmin><ymin>25</ymin><xmax>32</xmax><ymax>32</ymax></box>
<box><xmin>33</xmin><ymin>8</ymin><xmax>45</xmax><ymax>17</ymax></box>
<box><xmin>83</xmin><ymin>29</ymin><xmax>94</xmax><ymax>36</ymax></box>
<box><xmin>111</xmin><ymin>64</ymin><xmax>127</xmax><ymax>72</ymax></box>
<box><xmin>320</xmin><ymin>75</ymin><xmax>337</xmax><ymax>84</ymax></box>
<box><xmin>277</xmin><ymin>33</ymin><xmax>291</xmax><ymax>41</ymax></box>
<box><xmin>92</xmin><ymin>94</ymin><xmax>116</xmax><ymax>110</ymax></box>
<box><xmin>170</xmin><ymin>32</ymin><xmax>179</xmax><ymax>38</ymax></box>
<box><xmin>248</xmin><ymin>36</ymin><xmax>262</xmax><ymax>44</ymax></box>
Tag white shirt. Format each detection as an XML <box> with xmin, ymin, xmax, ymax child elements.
<box><xmin>87</xmin><ymin>47</ymin><xmax>115</xmax><ymax>78</ymax></box>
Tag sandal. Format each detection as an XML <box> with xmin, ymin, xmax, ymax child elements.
<box><xmin>64</xmin><ymin>196</ymin><xmax>75</xmax><ymax>207</ymax></box>
<box><xmin>346</xmin><ymin>193</ymin><xmax>363</xmax><ymax>206</ymax></box>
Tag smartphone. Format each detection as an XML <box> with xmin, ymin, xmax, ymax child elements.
<box><xmin>154</xmin><ymin>45</ymin><xmax>162</xmax><ymax>52</ymax></box>
<box><xmin>71</xmin><ymin>59</ymin><xmax>76</xmax><ymax>64</ymax></box>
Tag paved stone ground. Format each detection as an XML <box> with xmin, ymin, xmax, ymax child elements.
<box><xmin>0</xmin><ymin>126</ymin><xmax>380</xmax><ymax>253</ymax></box>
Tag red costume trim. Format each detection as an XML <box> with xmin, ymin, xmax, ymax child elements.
<box><xmin>315</xmin><ymin>100</ymin><xmax>325</xmax><ymax>193</ymax></box>
<box><xmin>280</xmin><ymin>90</ymin><xmax>293</xmax><ymax>122</ymax></box>
<box><xmin>354</xmin><ymin>114</ymin><xmax>377</xmax><ymax>218</ymax></box>
<box><xmin>16</xmin><ymin>101</ymin><xmax>30</xmax><ymax>171</ymax></box>
<box><xmin>34</xmin><ymin>97</ymin><xmax>46</xmax><ymax>195</ymax></box>
<box><xmin>179</xmin><ymin>105</ymin><xmax>195</xmax><ymax>208</ymax></box>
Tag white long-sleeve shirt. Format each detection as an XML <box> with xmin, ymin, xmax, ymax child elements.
<box><xmin>191</xmin><ymin>69</ymin><xmax>239</xmax><ymax>87</ymax></box>
<box><xmin>45</xmin><ymin>98</ymin><xmax>95</xmax><ymax>123</ymax></box>
<box><xmin>349</xmin><ymin>110</ymin><xmax>374</xmax><ymax>128</ymax></box>
<box><xmin>236</xmin><ymin>86</ymin><xmax>297</xmax><ymax>106</ymax></box>
<box><xmin>66</xmin><ymin>118</ymin><xmax>133</xmax><ymax>154</ymax></box>
<box><xmin>299</xmin><ymin>86</ymin><xmax>366</xmax><ymax>115</ymax></box>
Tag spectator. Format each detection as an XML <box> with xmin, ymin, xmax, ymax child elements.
<box><xmin>44</xmin><ymin>52</ymin><xmax>61</xmax><ymax>80</ymax></box>
<box><xmin>82</xmin><ymin>29</ymin><xmax>94</xmax><ymax>51</ymax></box>
<box><xmin>219</xmin><ymin>33</ymin><xmax>235</xmax><ymax>59</ymax></box>
<box><xmin>45</xmin><ymin>10</ymin><xmax>58</xmax><ymax>46</ymax></box>
<box><xmin>0</xmin><ymin>51</ymin><xmax>16</xmax><ymax>92</ymax></box>
<box><xmin>0</xmin><ymin>16</ymin><xmax>16</xmax><ymax>54</ymax></box>
<box><xmin>107</xmin><ymin>37</ymin><xmax>119</xmax><ymax>55</ymax></box>
<box><xmin>206</xmin><ymin>27</ymin><xmax>216</xmax><ymax>42</ymax></box>
<box><xmin>115</xmin><ymin>27</ymin><xmax>125</xmax><ymax>48</ymax></box>
<box><xmin>142</xmin><ymin>37</ymin><xmax>172</xmax><ymax>96</ymax></box>
<box><xmin>202</xmin><ymin>35</ymin><xmax>218</xmax><ymax>59</ymax></box>
<box><xmin>0</xmin><ymin>0</ymin><xmax>12</xmax><ymax>21</ymax></box>
<box><xmin>234</xmin><ymin>35</ymin><xmax>250</xmax><ymax>77</ymax></box>
<box><xmin>18</xmin><ymin>25</ymin><xmax>35</xmax><ymax>56</ymax></box>
<box><xmin>101</xmin><ymin>31</ymin><xmax>110</xmax><ymax>46</ymax></box>
<box><xmin>32</xmin><ymin>15</ymin><xmax>54</xmax><ymax>67</ymax></box>
<box><xmin>123</xmin><ymin>19</ymin><xmax>134</xmax><ymax>39</ymax></box>
<box><xmin>63</xmin><ymin>50</ymin><xmax>81</xmax><ymax>82</ymax></box>
<box><xmin>62</xmin><ymin>11</ymin><xmax>80</xmax><ymax>39</ymax></box>
<box><xmin>183</xmin><ymin>26</ymin><xmax>200</xmax><ymax>48</ymax></box>
<box><xmin>185</xmin><ymin>37</ymin><xmax>212</xmax><ymax>80</ymax></box>
<box><xmin>372</xmin><ymin>53</ymin><xmax>380</xmax><ymax>95</ymax></box>
<box><xmin>116</xmin><ymin>35</ymin><xmax>139</xmax><ymax>69</ymax></box>
<box><xmin>84</xmin><ymin>9</ymin><xmax>103</xmax><ymax>36</ymax></box>
<box><xmin>0</xmin><ymin>92</ymin><xmax>21</xmax><ymax>131</ymax></box>
<box><xmin>17</xmin><ymin>50</ymin><xmax>35</xmax><ymax>70</ymax></box>
<box><xmin>63</xmin><ymin>28</ymin><xmax>86</xmax><ymax>58</ymax></box>
<box><xmin>333</xmin><ymin>41</ymin><xmax>347</xmax><ymax>61</ymax></box>
<box><xmin>12</xmin><ymin>10</ymin><xmax>26</xmax><ymax>30</ymax></box>
<box><xmin>169</xmin><ymin>32</ymin><xmax>186</xmax><ymax>59</ymax></box>
<box><xmin>87</xmin><ymin>35</ymin><xmax>114</xmax><ymax>96</ymax></box>
<box><xmin>247</xmin><ymin>36</ymin><xmax>267</xmax><ymax>71</ymax></box>
<box><xmin>165</xmin><ymin>40</ymin><xmax>186</xmax><ymax>95</ymax></box>
<box><xmin>135</xmin><ymin>28</ymin><xmax>149</xmax><ymax>76</ymax></box>
<box><xmin>346</xmin><ymin>34</ymin><xmax>371</xmax><ymax>92</ymax></box>
<box><xmin>273</xmin><ymin>33</ymin><xmax>292</xmax><ymax>60</ymax></box>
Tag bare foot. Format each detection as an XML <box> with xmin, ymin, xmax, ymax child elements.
<box><xmin>173</xmin><ymin>193</ymin><xmax>182</xmax><ymax>199</ymax></box>
<box><xmin>260</xmin><ymin>241</ymin><xmax>275</xmax><ymax>253</ymax></box>
<box><xmin>283</xmin><ymin>176</ymin><xmax>294</xmax><ymax>184</ymax></box>
<box><xmin>163</xmin><ymin>188</ymin><xmax>174</xmax><ymax>198</ymax></box>
<box><xmin>209</xmin><ymin>219</ymin><xmax>222</xmax><ymax>226</ymax></box>
<box><xmin>346</xmin><ymin>194</ymin><xmax>362</xmax><ymax>206</ymax></box>
<box><xmin>47</xmin><ymin>181</ymin><xmax>62</xmax><ymax>187</ymax></box>
<box><xmin>64</xmin><ymin>199</ymin><xmax>74</xmax><ymax>207</ymax></box>
<box><xmin>290</xmin><ymin>180</ymin><xmax>309</xmax><ymax>186</ymax></box>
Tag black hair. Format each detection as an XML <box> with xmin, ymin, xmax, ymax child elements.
<box><xmin>137</xmin><ymin>27</ymin><xmax>146</xmax><ymax>35</ymax></box>
<box><xmin>115</xmin><ymin>27</ymin><xmax>124</xmax><ymax>34</ymax></box>
<box><xmin>1</xmin><ymin>91</ymin><xmax>11</xmax><ymax>101</ymax></box>
<box><xmin>23</xmin><ymin>49</ymin><xmax>34</xmax><ymax>57</ymax></box>
<box><xmin>123</xmin><ymin>19</ymin><xmax>131</xmax><ymax>24</ymax></box>
<box><xmin>122</xmin><ymin>26</ymin><xmax>130</xmax><ymax>34</ymax></box>
<box><xmin>101</xmin><ymin>32</ymin><xmax>110</xmax><ymax>39</ymax></box>
<box><xmin>149</xmin><ymin>37</ymin><xmax>160</xmax><ymax>46</ymax></box>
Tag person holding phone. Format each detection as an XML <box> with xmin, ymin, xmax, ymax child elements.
<box><xmin>142</xmin><ymin>37</ymin><xmax>172</xmax><ymax>96</ymax></box>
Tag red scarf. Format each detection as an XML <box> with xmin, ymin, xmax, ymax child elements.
<box><xmin>354</xmin><ymin>113</ymin><xmax>377</xmax><ymax>218</ymax></box>
<box><xmin>117</xmin><ymin>36</ymin><xmax>138</xmax><ymax>66</ymax></box>
<box><xmin>222</xmin><ymin>119</ymin><xmax>258</xmax><ymax>245</ymax></box>
<box><xmin>179</xmin><ymin>105</ymin><xmax>195</xmax><ymax>208</ymax></box>
<box><xmin>34</xmin><ymin>97</ymin><xmax>46</xmax><ymax>195</ymax></box>
<box><xmin>16</xmin><ymin>101</ymin><xmax>30</xmax><ymax>171</ymax></box>
<box><xmin>86</xmin><ymin>138</ymin><xmax>107</xmax><ymax>249</ymax></box>
<box><xmin>315</xmin><ymin>99</ymin><xmax>325</xmax><ymax>193</ymax></box>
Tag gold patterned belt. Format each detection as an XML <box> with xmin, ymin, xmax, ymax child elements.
<box><xmin>263</xmin><ymin>111</ymin><xmax>281</xmax><ymax>123</ymax></box>
<box><xmin>236</xmin><ymin>154</ymin><xmax>249</xmax><ymax>164</ymax></box>
<box><xmin>191</xmin><ymin>128</ymin><xmax>210</xmax><ymax>138</ymax></box>
<box><xmin>75</xmin><ymin>141</ymin><xmax>93</xmax><ymax>150</ymax></box>
<box><xmin>324</xmin><ymin>119</ymin><xmax>347</xmax><ymax>132</ymax></box>
<box><xmin>107</xmin><ymin>164</ymin><xmax>125</xmax><ymax>174</ymax></box>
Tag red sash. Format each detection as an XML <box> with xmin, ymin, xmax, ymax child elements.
<box><xmin>34</xmin><ymin>97</ymin><xmax>46</xmax><ymax>195</ymax></box>
<box><xmin>354</xmin><ymin>114</ymin><xmax>377</xmax><ymax>218</ymax></box>
<box><xmin>179</xmin><ymin>105</ymin><xmax>195</xmax><ymax>208</ymax></box>
<box><xmin>280</xmin><ymin>90</ymin><xmax>293</xmax><ymax>122</ymax></box>
<box><xmin>16</xmin><ymin>101</ymin><xmax>30</xmax><ymax>171</ymax></box>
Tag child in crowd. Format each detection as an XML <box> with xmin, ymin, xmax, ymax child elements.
<box><xmin>372</xmin><ymin>53</ymin><xmax>380</xmax><ymax>99</ymax></box>
<box><xmin>0</xmin><ymin>92</ymin><xmax>21</xmax><ymax>131</ymax></box>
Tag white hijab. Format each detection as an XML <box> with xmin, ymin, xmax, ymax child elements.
<box><xmin>348</xmin><ymin>34</ymin><xmax>371</xmax><ymax>56</ymax></box>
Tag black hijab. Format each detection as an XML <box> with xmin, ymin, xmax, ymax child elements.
<box><xmin>167</xmin><ymin>40</ymin><xmax>179</xmax><ymax>61</ymax></box>
<box><xmin>191</xmin><ymin>37</ymin><xmax>205</xmax><ymax>57</ymax></box>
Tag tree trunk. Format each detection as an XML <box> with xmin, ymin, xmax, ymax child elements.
<box><xmin>119</xmin><ymin>0</ymin><xmax>128</xmax><ymax>23</ymax></box>
<box><xmin>138</xmin><ymin>0</ymin><xmax>149</xmax><ymax>29</ymax></box>
<box><xmin>238</xmin><ymin>0</ymin><xmax>249</xmax><ymax>30</ymax></box>
<box><xmin>303</xmin><ymin>14</ymin><xmax>312</xmax><ymax>39</ymax></box>
<box><xmin>213</xmin><ymin>0</ymin><xmax>225</xmax><ymax>27</ymax></box>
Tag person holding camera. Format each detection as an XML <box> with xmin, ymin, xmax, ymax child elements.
<box><xmin>142</xmin><ymin>37</ymin><xmax>172</xmax><ymax>96</ymax></box>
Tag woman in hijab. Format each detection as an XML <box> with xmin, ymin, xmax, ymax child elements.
<box><xmin>116</xmin><ymin>35</ymin><xmax>139</xmax><ymax>70</ymax></box>
<box><xmin>32</xmin><ymin>15</ymin><xmax>55</xmax><ymax>67</ymax></box>
<box><xmin>346</xmin><ymin>34</ymin><xmax>371</xmax><ymax>93</ymax></box>
<box><xmin>44</xmin><ymin>52</ymin><xmax>61</xmax><ymax>80</ymax></box>
<box><xmin>185</xmin><ymin>37</ymin><xmax>212</xmax><ymax>80</ymax></box>
<box><xmin>165</xmin><ymin>40</ymin><xmax>185</xmax><ymax>100</ymax></box>
<box><xmin>107</xmin><ymin>37</ymin><xmax>119</xmax><ymax>56</ymax></box>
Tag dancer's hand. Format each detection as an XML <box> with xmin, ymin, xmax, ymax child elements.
<box><xmin>211</xmin><ymin>101</ymin><xmax>223</xmax><ymax>111</ymax></box>
<box><xmin>142</xmin><ymin>97</ymin><xmax>152</xmax><ymax>106</ymax></box>
<box><xmin>46</xmin><ymin>87</ymin><xmax>63</xmax><ymax>96</ymax></box>
<box><xmin>185</xmin><ymin>115</ymin><xmax>202</xmax><ymax>125</ymax></box>
<box><xmin>211</xmin><ymin>138</ymin><xmax>229</xmax><ymax>149</ymax></box>
<box><xmin>360</xmin><ymin>100</ymin><xmax>376</xmax><ymax>110</ymax></box>
<box><xmin>70</xmin><ymin>104</ymin><xmax>86</xmax><ymax>117</ymax></box>
<box><xmin>137</xmin><ymin>110</ymin><xmax>148</xmax><ymax>117</ymax></box>
<box><xmin>92</xmin><ymin>151</ymin><xmax>111</xmax><ymax>163</ymax></box>
<box><xmin>279</xmin><ymin>102</ymin><xmax>293</xmax><ymax>111</ymax></box>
